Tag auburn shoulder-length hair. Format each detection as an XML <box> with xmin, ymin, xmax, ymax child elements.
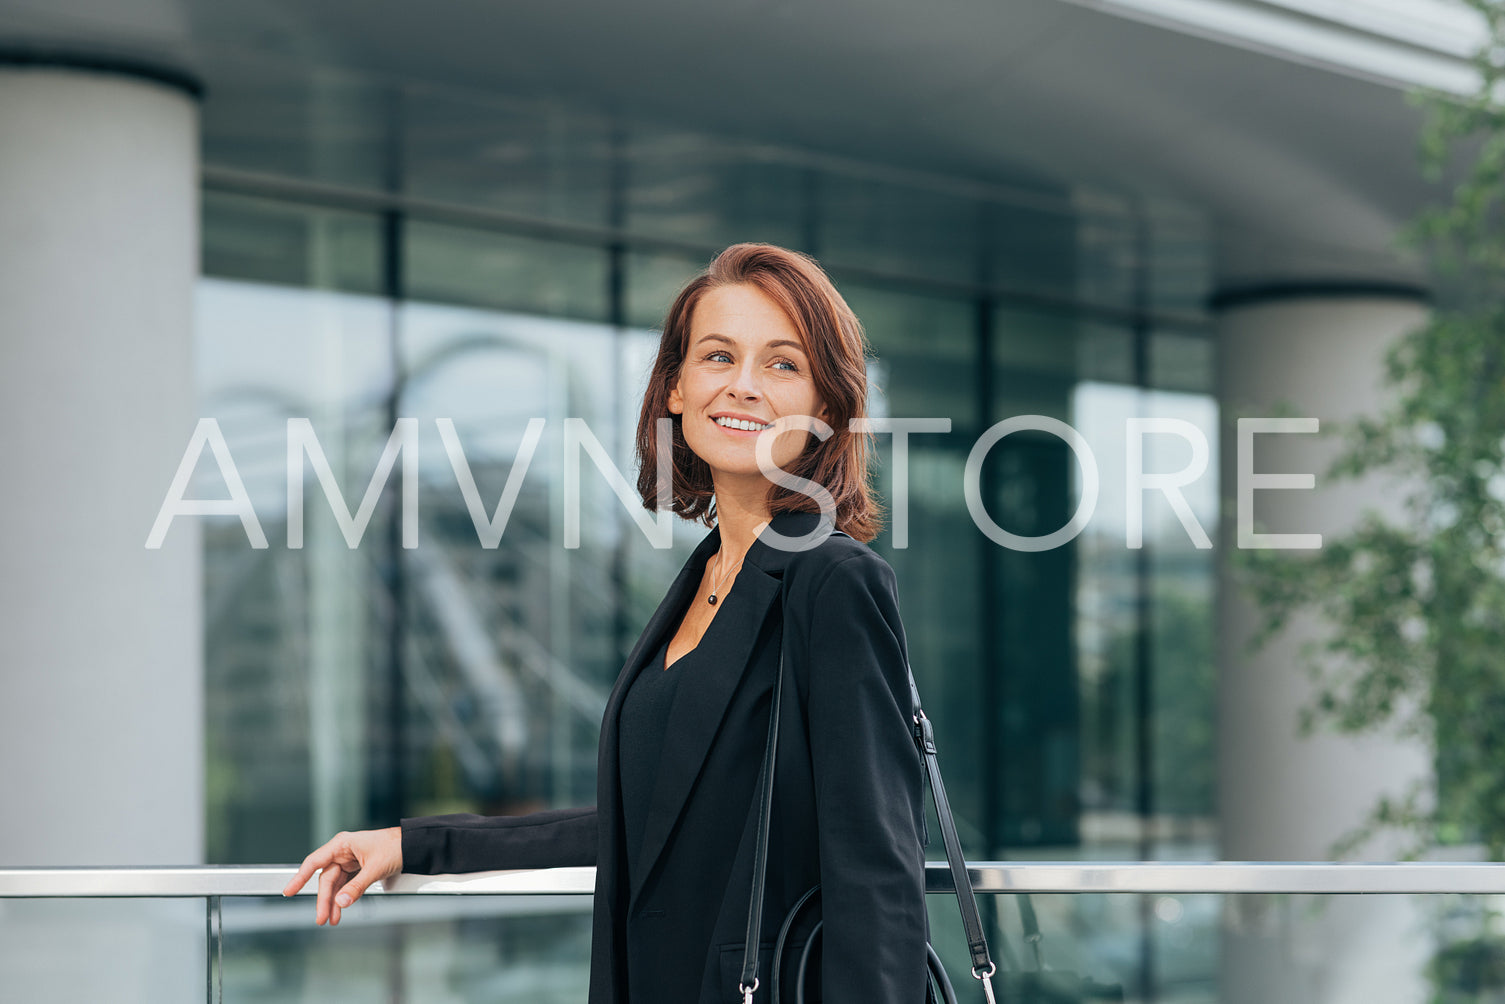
<box><xmin>634</xmin><ymin>243</ymin><xmax>883</xmax><ymax>542</ymax></box>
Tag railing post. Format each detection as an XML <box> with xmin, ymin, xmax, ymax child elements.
<box><xmin>204</xmin><ymin>894</ymin><xmax>222</xmax><ymax>1004</ymax></box>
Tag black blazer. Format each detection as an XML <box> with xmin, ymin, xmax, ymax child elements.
<box><xmin>401</xmin><ymin>509</ymin><xmax>930</xmax><ymax>1004</ymax></box>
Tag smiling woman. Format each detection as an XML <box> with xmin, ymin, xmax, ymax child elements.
<box><xmin>285</xmin><ymin>243</ymin><xmax>930</xmax><ymax>1004</ymax></box>
<box><xmin>674</xmin><ymin>284</ymin><xmax>827</xmax><ymax>474</ymax></box>
<box><xmin>636</xmin><ymin>242</ymin><xmax>883</xmax><ymax>544</ymax></box>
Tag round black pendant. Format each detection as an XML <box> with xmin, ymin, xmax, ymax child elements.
<box><xmin>707</xmin><ymin>594</ymin><xmax>718</xmax><ymax>605</ymax></box>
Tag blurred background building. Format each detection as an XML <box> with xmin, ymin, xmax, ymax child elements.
<box><xmin>0</xmin><ymin>0</ymin><xmax>1485</xmax><ymax>1000</ymax></box>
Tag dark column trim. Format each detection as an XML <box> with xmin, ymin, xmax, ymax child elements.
<box><xmin>1131</xmin><ymin>200</ymin><xmax>1158</xmax><ymax>1004</ymax></box>
<box><xmin>975</xmin><ymin>293</ymin><xmax>1001</xmax><ymax>860</ymax></box>
<box><xmin>0</xmin><ymin>47</ymin><xmax>203</xmax><ymax>100</ymax></box>
<box><xmin>1210</xmin><ymin>281</ymin><xmax>1431</xmax><ymax>313</ymax></box>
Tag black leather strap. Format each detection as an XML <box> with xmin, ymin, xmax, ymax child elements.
<box><xmin>740</xmin><ymin>537</ymin><xmax>995</xmax><ymax>1000</ymax></box>
<box><xmin>740</xmin><ymin>629</ymin><xmax>786</xmax><ymax>999</ymax></box>
<box><xmin>911</xmin><ymin>683</ymin><xmax>993</xmax><ymax>976</ymax></box>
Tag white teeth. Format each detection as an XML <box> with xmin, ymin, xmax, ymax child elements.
<box><xmin>715</xmin><ymin>416</ymin><xmax>771</xmax><ymax>432</ymax></box>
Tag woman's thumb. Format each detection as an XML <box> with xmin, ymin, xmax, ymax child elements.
<box><xmin>336</xmin><ymin>865</ymin><xmax>381</xmax><ymax>907</ymax></box>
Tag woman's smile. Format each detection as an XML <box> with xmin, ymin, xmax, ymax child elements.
<box><xmin>710</xmin><ymin>411</ymin><xmax>775</xmax><ymax>435</ymax></box>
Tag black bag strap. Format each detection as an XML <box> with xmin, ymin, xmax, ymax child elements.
<box><xmin>738</xmin><ymin>635</ymin><xmax>788</xmax><ymax>1003</ymax></box>
<box><xmin>739</xmin><ymin>541</ymin><xmax>996</xmax><ymax>1003</ymax></box>
<box><xmin>909</xmin><ymin>675</ymin><xmax>996</xmax><ymax>984</ymax></box>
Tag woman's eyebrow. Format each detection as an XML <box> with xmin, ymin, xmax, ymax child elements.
<box><xmin>691</xmin><ymin>333</ymin><xmax>807</xmax><ymax>354</ymax></box>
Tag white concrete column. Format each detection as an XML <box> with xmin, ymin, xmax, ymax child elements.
<box><xmin>0</xmin><ymin>63</ymin><xmax>201</xmax><ymax>1002</ymax></box>
<box><xmin>1216</xmin><ymin>290</ymin><xmax>1433</xmax><ymax>1003</ymax></box>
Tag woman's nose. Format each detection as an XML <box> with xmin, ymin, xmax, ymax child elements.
<box><xmin>727</xmin><ymin>363</ymin><xmax>763</xmax><ymax>400</ymax></box>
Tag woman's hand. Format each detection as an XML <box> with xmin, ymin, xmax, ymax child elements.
<box><xmin>281</xmin><ymin>826</ymin><xmax>402</xmax><ymax>926</ymax></box>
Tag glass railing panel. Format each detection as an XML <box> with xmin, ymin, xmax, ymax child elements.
<box><xmin>220</xmin><ymin>892</ymin><xmax>592</xmax><ymax>1003</ymax></box>
<box><xmin>224</xmin><ymin>891</ymin><xmax>1474</xmax><ymax>1003</ymax></box>
<box><xmin>927</xmin><ymin>897</ymin><xmax>1210</xmax><ymax>1004</ymax></box>
<box><xmin>0</xmin><ymin>898</ymin><xmax>206</xmax><ymax>1003</ymax></box>
<box><xmin>924</xmin><ymin>891</ymin><xmax>1503</xmax><ymax>1004</ymax></box>
<box><xmin>6</xmin><ymin>866</ymin><xmax>1505</xmax><ymax>1003</ymax></box>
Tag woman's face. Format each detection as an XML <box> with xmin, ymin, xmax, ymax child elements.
<box><xmin>667</xmin><ymin>283</ymin><xmax>829</xmax><ymax>494</ymax></box>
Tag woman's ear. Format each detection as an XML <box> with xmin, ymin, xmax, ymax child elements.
<box><xmin>667</xmin><ymin>381</ymin><xmax>684</xmax><ymax>415</ymax></box>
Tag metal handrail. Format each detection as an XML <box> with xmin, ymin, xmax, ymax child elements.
<box><xmin>5</xmin><ymin>862</ymin><xmax>1505</xmax><ymax>898</ymax></box>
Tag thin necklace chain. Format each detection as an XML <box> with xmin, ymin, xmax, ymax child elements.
<box><xmin>707</xmin><ymin>547</ymin><xmax>744</xmax><ymax>605</ymax></box>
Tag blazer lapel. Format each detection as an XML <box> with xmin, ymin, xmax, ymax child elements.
<box><xmin>596</xmin><ymin>528</ymin><xmax>719</xmax><ymax>877</ymax></box>
<box><xmin>604</xmin><ymin>525</ymin><xmax>722</xmax><ymax>715</ymax></box>
<box><xmin>626</xmin><ymin>510</ymin><xmax>820</xmax><ymax>905</ymax></box>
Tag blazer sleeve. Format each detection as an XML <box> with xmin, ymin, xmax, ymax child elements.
<box><xmin>804</xmin><ymin>550</ymin><xmax>930</xmax><ymax>1004</ymax></box>
<box><xmin>400</xmin><ymin>805</ymin><xmax>597</xmax><ymax>874</ymax></box>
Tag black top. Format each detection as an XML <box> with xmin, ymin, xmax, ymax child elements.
<box><xmin>619</xmin><ymin>633</ymin><xmax>698</xmax><ymax>885</ymax></box>
<box><xmin>619</xmin><ymin>592</ymin><xmax>746</xmax><ymax>1004</ymax></box>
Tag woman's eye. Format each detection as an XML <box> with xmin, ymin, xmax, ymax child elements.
<box><xmin>773</xmin><ymin>359</ymin><xmax>798</xmax><ymax>372</ymax></box>
<box><xmin>707</xmin><ymin>351</ymin><xmax>732</xmax><ymax>363</ymax></box>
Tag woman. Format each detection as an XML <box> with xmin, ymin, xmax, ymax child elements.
<box><xmin>284</xmin><ymin>243</ymin><xmax>930</xmax><ymax>1003</ymax></box>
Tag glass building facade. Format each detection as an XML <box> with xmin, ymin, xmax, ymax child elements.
<box><xmin>195</xmin><ymin>66</ymin><xmax>1219</xmax><ymax>865</ymax></box>
<box><xmin>184</xmin><ymin>63</ymin><xmax>1220</xmax><ymax>999</ymax></box>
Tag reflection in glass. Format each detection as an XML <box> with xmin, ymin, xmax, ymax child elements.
<box><xmin>212</xmin><ymin>888</ymin><xmax>1468</xmax><ymax>1004</ymax></box>
<box><xmin>202</xmin><ymin>61</ymin><xmax>392</xmax><ymax>192</ymax></box>
<box><xmin>626</xmin><ymin>128</ymin><xmax>806</xmax><ymax>250</ymax></box>
<box><xmin>221</xmin><ymin>894</ymin><xmax>592</xmax><ymax>1003</ymax></box>
<box><xmin>818</xmin><ymin>174</ymin><xmax>982</xmax><ymax>286</ymax></box>
<box><xmin>203</xmin><ymin>192</ymin><xmax>384</xmax><ymax>296</ymax></box>
<box><xmin>396</xmin><ymin>302</ymin><xmax>622</xmax><ymax>815</ymax></box>
<box><xmin>197</xmin><ymin>277</ymin><xmax>395</xmax><ymax>864</ymax></box>
<box><xmin>0</xmin><ymin>899</ymin><xmax>204</xmax><ymax>1001</ymax></box>
<box><xmin>403</xmin><ymin>85</ymin><xmax>613</xmax><ymax>229</ymax></box>
<box><xmin>405</xmin><ymin>224</ymin><xmax>610</xmax><ymax>322</ymax></box>
<box><xmin>624</xmin><ymin>251</ymin><xmax>705</xmax><ymax>331</ymax></box>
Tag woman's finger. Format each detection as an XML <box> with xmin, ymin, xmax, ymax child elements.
<box><xmin>283</xmin><ymin>846</ymin><xmax>330</xmax><ymax>897</ymax></box>
<box><xmin>329</xmin><ymin>874</ymin><xmax>345</xmax><ymax>926</ymax></box>
<box><xmin>317</xmin><ymin>858</ymin><xmax>344</xmax><ymax>926</ymax></box>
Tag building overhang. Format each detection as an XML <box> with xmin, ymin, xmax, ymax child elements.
<box><xmin>1</xmin><ymin>0</ymin><xmax>1477</xmax><ymax>295</ymax></box>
